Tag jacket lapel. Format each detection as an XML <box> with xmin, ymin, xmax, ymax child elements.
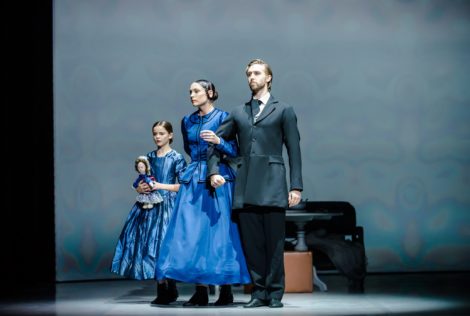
<box><xmin>244</xmin><ymin>101</ymin><xmax>253</xmax><ymax>121</ymax></box>
<box><xmin>254</xmin><ymin>95</ymin><xmax>277</xmax><ymax>124</ymax></box>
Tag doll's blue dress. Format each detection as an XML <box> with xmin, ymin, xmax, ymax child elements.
<box><xmin>156</xmin><ymin>108</ymin><xmax>251</xmax><ymax>285</ymax></box>
<box><xmin>111</xmin><ymin>149</ymin><xmax>187</xmax><ymax>280</ymax></box>
<box><xmin>133</xmin><ymin>174</ymin><xmax>163</xmax><ymax>205</ymax></box>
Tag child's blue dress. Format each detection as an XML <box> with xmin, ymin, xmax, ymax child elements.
<box><xmin>111</xmin><ymin>150</ymin><xmax>187</xmax><ymax>279</ymax></box>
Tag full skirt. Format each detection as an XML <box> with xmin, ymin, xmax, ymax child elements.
<box><xmin>156</xmin><ymin>178</ymin><xmax>251</xmax><ymax>285</ymax></box>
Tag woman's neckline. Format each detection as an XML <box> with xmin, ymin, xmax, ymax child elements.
<box><xmin>198</xmin><ymin>106</ymin><xmax>216</xmax><ymax>117</ymax></box>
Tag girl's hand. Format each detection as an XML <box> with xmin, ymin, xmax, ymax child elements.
<box><xmin>210</xmin><ymin>174</ymin><xmax>226</xmax><ymax>188</ymax></box>
<box><xmin>200</xmin><ymin>130</ymin><xmax>220</xmax><ymax>144</ymax></box>
<box><xmin>150</xmin><ymin>181</ymin><xmax>163</xmax><ymax>190</ymax></box>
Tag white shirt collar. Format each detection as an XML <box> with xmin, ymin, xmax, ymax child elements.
<box><xmin>257</xmin><ymin>92</ymin><xmax>271</xmax><ymax>105</ymax></box>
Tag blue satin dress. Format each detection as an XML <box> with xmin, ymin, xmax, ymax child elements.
<box><xmin>156</xmin><ymin>108</ymin><xmax>251</xmax><ymax>285</ymax></box>
<box><xmin>111</xmin><ymin>149</ymin><xmax>187</xmax><ymax>280</ymax></box>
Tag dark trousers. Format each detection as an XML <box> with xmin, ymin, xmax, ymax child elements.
<box><xmin>237</xmin><ymin>207</ymin><xmax>285</xmax><ymax>301</ymax></box>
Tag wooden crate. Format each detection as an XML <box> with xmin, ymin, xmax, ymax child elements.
<box><xmin>284</xmin><ymin>251</ymin><xmax>313</xmax><ymax>293</ymax></box>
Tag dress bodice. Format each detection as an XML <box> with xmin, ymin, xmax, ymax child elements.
<box><xmin>179</xmin><ymin>108</ymin><xmax>237</xmax><ymax>183</ymax></box>
<box><xmin>147</xmin><ymin>149</ymin><xmax>186</xmax><ymax>188</ymax></box>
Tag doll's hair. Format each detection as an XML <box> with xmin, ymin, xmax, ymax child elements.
<box><xmin>135</xmin><ymin>156</ymin><xmax>151</xmax><ymax>175</ymax></box>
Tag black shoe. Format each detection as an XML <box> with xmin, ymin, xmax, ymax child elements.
<box><xmin>151</xmin><ymin>295</ymin><xmax>172</xmax><ymax>305</ymax></box>
<box><xmin>348</xmin><ymin>278</ymin><xmax>365</xmax><ymax>294</ymax></box>
<box><xmin>268</xmin><ymin>298</ymin><xmax>283</xmax><ymax>308</ymax></box>
<box><xmin>150</xmin><ymin>283</ymin><xmax>171</xmax><ymax>305</ymax></box>
<box><xmin>166</xmin><ymin>279</ymin><xmax>179</xmax><ymax>302</ymax></box>
<box><xmin>243</xmin><ymin>298</ymin><xmax>267</xmax><ymax>308</ymax></box>
<box><xmin>214</xmin><ymin>285</ymin><xmax>234</xmax><ymax>306</ymax></box>
<box><xmin>183</xmin><ymin>286</ymin><xmax>208</xmax><ymax>307</ymax></box>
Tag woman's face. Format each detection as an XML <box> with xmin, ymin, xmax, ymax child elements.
<box><xmin>189</xmin><ymin>82</ymin><xmax>211</xmax><ymax>107</ymax></box>
<box><xmin>137</xmin><ymin>161</ymin><xmax>146</xmax><ymax>174</ymax></box>
<box><xmin>153</xmin><ymin>125</ymin><xmax>173</xmax><ymax>147</ymax></box>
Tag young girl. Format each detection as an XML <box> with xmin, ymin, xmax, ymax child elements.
<box><xmin>133</xmin><ymin>155</ymin><xmax>163</xmax><ymax>209</ymax></box>
<box><xmin>111</xmin><ymin>121</ymin><xmax>187</xmax><ymax>305</ymax></box>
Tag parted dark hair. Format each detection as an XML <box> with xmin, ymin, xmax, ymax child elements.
<box><xmin>152</xmin><ymin>120</ymin><xmax>174</xmax><ymax>144</ymax></box>
<box><xmin>194</xmin><ymin>79</ymin><xmax>218</xmax><ymax>101</ymax></box>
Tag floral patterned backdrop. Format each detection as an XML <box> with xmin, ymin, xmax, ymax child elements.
<box><xmin>54</xmin><ymin>0</ymin><xmax>470</xmax><ymax>281</ymax></box>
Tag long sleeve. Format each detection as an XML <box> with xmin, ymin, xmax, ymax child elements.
<box><xmin>181</xmin><ymin>117</ymin><xmax>191</xmax><ymax>156</ymax></box>
<box><xmin>214</xmin><ymin>112</ymin><xmax>238</xmax><ymax>158</ymax></box>
<box><xmin>208</xmin><ymin>112</ymin><xmax>238</xmax><ymax>176</ymax></box>
<box><xmin>282</xmin><ymin>105</ymin><xmax>303</xmax><ymax>191</ymax></box>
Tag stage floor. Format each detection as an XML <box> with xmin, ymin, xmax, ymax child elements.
<box><xmin>2</xmin><ymin>272</ymin><xmax>470</xmax><ymax>315</ymax></box>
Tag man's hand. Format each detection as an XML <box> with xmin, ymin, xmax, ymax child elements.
<box><xmin>210</xmin><ymin>174</ymin><xmax>226</xmax><ymax>188</ymax></box>
<box><xmin>288</xmin><ymin>190</ymin><xmax>302</xmax><ymax>207</ymax></box>
<box><xmin>136</xmin><ymin>180</ymin><xmax>151</xmax><ymax>194</ymax></box>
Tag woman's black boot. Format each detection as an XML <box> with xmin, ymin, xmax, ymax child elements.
<box><xmin>183</xmin><ymin>285</ymin><xmax>209</xmax><ymax>306</ymax></box>
<box><xmin>214</xmin><ymin>285</ymin><xmax>234</xmax><ymax>306</ymax></box>
<box><xmin>167</xmin><ymin>279</ymin><xmax>179</xmax><ymax>302</ymax></box>
<box><xmin>151</xmin><ymin>283</ymin><xmax>171</xmax><ymax>305</ymax></box>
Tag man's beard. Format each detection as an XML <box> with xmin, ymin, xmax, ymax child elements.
<box><xmin>250</xmin><ymin>81</ymin><xmax>261</xmax><ymax>93</ymax></box>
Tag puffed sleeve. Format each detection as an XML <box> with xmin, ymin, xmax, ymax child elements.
<box><xmin>132</xmin><ymin>174</ymin><xmax>143</xmax><ymax>189</ymax></box>
<box><xmin>174</xmin><ymin>153</ymin><xmax>187</xmax><ymax>183</ymax></box>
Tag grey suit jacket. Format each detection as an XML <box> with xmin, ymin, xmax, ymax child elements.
<box><xmin>208</xmin><ymin>95</ymin><xmax>303</xmax><ymax>210</ymax></box>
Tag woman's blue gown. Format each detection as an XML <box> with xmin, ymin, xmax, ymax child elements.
<box><xmin>156</xmin><ymin>108</ymin><xmax>251</xmax><ymax>285</ymax></box>
<box><xmin>111</xmin><ymin>149</ymin><xmax>187</xmax><ymax>280</ymax></box>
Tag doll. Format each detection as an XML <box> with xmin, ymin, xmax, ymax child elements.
<box><xmin>133</xmin><ymin>156</ymin><xmax>163</xmax><ymax>209</ymax></box>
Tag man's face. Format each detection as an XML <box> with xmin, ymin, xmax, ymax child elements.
<box><xmin>246</xmin><ymin>64</ymin><xmax>271</xmax><ymax>93</ymax></box>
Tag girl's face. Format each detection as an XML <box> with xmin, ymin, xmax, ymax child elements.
<box><xmin>137</xmin><ymin>161</ymin><xmax>146</xmax><ymax>174</ymax></box>
<box><xmin>189</xmin><ymin>82</ymin><xmax>212</xmax><ymax>107</ymax></box>
<box><xmin>153</xmin><ymin>125</ymin><xmax>173</xmax><ymax>147</ymax></box>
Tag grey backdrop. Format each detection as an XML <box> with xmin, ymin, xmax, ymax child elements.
<box><xmin>53</xmin><ymin>0</ymin><xmax>470</xmax><ymax>281</ymax></box>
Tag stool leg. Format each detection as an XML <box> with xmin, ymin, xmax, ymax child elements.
<box><xmin>313</xmin><ymin>266</ymin><xmax>328</xmax><ymax>292</ymax></box>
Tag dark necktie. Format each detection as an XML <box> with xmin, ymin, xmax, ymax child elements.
<box><xmin>251</xmin><ymin>98</ymin><xmax>261</xmax><ymax>117</ymax></box>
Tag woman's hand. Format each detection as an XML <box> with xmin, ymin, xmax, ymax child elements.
<box><xmin>210</xmin><ymin>174</ymin><xmax>226</xmax><ymax>188</ymax></box>
<box><xmin>200</xmin><ymin>130</ymin><xmax>220</xmax><ymax>144</ymax></box>
<box><xmin>136</xmin><ymin>180</ymin><xmax>151</xmax><ymax>194</ymax></box>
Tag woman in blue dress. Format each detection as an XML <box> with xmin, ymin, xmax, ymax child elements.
<box><xmin>111</xmin><ymin>120</ymin><xmax>187</xmax><ymax>305</ymax></box>
<box><xmin>156</xmin><ymin>80</ymin><xmax>251</xmax><ymax>306</ymax></box>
